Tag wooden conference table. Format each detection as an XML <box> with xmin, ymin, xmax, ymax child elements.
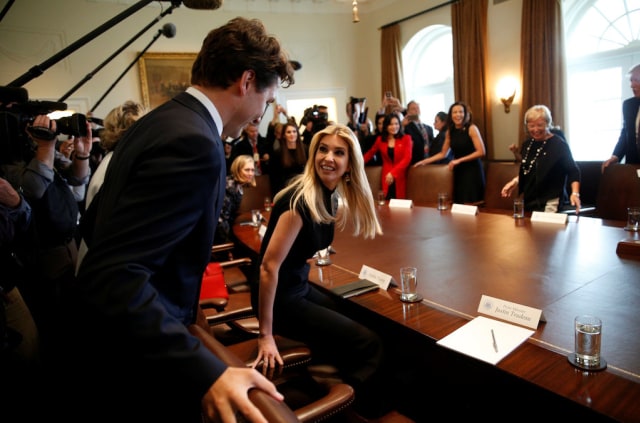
<box><xmin>233</xmin><ymin>205</ymin><xmax>640</xmax><ymax>422</ymax></box>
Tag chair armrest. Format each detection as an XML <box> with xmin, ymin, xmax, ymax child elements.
<box><xmin>188</xmin><ymin>324</ymin><xmax>300</xmax><ymax>423</ymax></box>
<box><xmin>294</xmin><ymin>383</ymin><xmax>355</xmax><ymax>422</ymax></box>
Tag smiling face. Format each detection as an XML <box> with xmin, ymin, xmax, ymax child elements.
<box><xmin>387</xmin><ymin>116</ymin><xmax>401</xmax><ymax>135</ymax></box>
<box><xmin>314</xmin><ymin>133</ymin><xmax>350</xmax><ymax>190</ymax></box>
<box><xmin>526</xmin><ymin>117</ymin><xmax>550</xmax><ymax>141</ymax></box>
<box><xmin>450</xmin><ymin>105</ymin><xmax>466</xmax><ymax>127</ymax></box>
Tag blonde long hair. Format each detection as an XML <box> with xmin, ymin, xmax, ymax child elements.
<box><xmin>274</xmin><ymin>124</ymin><xmax>382</xmax><ymax>239</ymax></box>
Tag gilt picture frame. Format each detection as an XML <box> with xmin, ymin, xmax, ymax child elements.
<box><xmin>138</xmin><ymin>52</ymin><xmax>197</xmax><ymax>110</ymax></box>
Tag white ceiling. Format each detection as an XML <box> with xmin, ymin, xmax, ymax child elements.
<box><xmin>94</xmin><ymin>0</ymin><xmax>400</xmax><ymax>15</ymax></box>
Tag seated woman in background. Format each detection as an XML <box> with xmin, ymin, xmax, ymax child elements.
<box><xmin>363</xmin><ymin>113</ymin><xmax>413</xmax><ymax>200</ymax></box>
<box><xmin>269</xmin><ymin>122</ymin><xmax>307</xmax><ymax>195</ymax></box>
<box><xmin>501</xmin><ymin>105</ymin><xmax>581</xmax><ymax>213</ymax></box>
<box><xmin>215</xmin><ymin>154</ymin><xmax>256</xmax><ymax>246</ymax></box>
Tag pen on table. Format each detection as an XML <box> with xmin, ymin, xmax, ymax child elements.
<box><xmin>491</xmin><ymin>329</ymin><xmax>498</xmax><ymax>353</ymax></box>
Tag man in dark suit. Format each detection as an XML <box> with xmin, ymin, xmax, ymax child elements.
<box><xmin>62</xmin><ymin>17</ymin><xmax>295</xmax><ymax>422</ymax></box>
<box><xmin>403</xmin><ymin>100</ymin><xmax>435</xmax><ymax>165</ymax></box>
<box><xmin>230</xmin><ymin>122</ymin><xmax>271</xmax><ymax>175</ymax></box>
<box><xmin>602</xmin><ymin>64</ymin><xmax>640</xmax><ymax>172</ymax></box>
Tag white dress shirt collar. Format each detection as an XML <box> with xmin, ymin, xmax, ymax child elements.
<box><xmin>186</xmin><ymin>86</ymin><xmax>223</xmax><ymax>138</ymax></box>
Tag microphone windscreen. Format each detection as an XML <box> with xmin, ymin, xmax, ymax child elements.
<box><xmin>289</xmin><ymin>60</ymin><xmax>302</xmax><ymax>71</ymax></box>
<box><xmin>181</xmin><ymin>0</ymin><xmax>222</xmax><ymax>9</ymax></box>
<box><xmin>0</xmin><ymin>86</ymin><xmax>29</xmax><ymax>104</ymax></box>
<box><xmin>162</xmin><ymin>23</ymin><xmax>177</xmax><ymax>38</ymax></box>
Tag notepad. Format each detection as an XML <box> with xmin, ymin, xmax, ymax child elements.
<box><xmin>330</xmin><ymin>279</ymin><xmax>380</xmax><ymax>298</ymax></box>
<box><xmin>437</xmin><ymin>316</ymin><xmax>534</xmax><ymax>365</ymax></box>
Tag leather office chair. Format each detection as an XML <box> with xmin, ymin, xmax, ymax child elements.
<box><xmin>201</xmin><ymin>242</ymin><xmax>258</xmax><ymax>340</ymax></box>
<box><xmin>365</xmin><ymin>166</ymin><xmax>383</xmax><ymax>196</ymax></box>
<box><xmin>406</xmin><ymin>164</ymin><xmax>453</xmax><ymax>207</ymax></box>
<box><xmin>594</xmin><ymin>163</ymin><xmax>640</xmax><ymax>221</ymax></box>
<box><xmin>189</xmin><ymin>323</ymin><xmax>355</xmax><ymax>423</ymax></box>
<box><xmin>238</xmin><ymin>174</ymin><xmax>273</xmax><ymax>214</ymax></box>
<box><xmin>482</xmin><ymin>161</ymin><xmax>519</xmax><ymax>211</ymax></box>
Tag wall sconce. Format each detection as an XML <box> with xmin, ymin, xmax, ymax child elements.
<box><xmin>496</xmin><ymin>76</ymin><xmax>518</xmax><ymax>114</ymax></box>
<box><xmin>352</xmin><ymin>0</ymin><xmax>360</xmax><ymax>23</ymax></box>
<box><xmin>501</xmin><ymin>91</ymin><xmax>515</xmax><ymax>113</ymax></box>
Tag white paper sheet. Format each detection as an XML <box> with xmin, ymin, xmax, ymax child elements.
<box><xmin>436</xmin><ymin>316</ymin><xmax>534</xmax><ymax>365</ymax></box>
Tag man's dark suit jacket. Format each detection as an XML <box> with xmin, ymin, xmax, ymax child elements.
<box><xmin>65</xmin><ymin>92</ymin><xmax>227</xmax><ymax>420</ymax></box>
<box><xmin>612</xmin><ymin>96</ymin><xmax>640</xmax><ymax>164</ymax></box>
<box><xmin>405</xmin><ymin>120</ymin><xmax>435</xmax><ymax>165</ymax></box>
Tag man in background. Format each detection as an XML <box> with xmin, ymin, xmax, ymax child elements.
<box><xmin>602</xmin><ymin>63</ymin><xmax>640</xmax><ymax>172</ymax></box>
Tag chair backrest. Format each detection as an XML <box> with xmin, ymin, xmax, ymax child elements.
<box><xmin>364</xmin><ymin>166</ymin><xmax>382</xmax><ymax>196</ymax></box>
<box><xmin>238</xmin><ymin>175</ymin><xmax>272</xmax><ymax>214</ymax></box>
<box><xmin>595</xmin><ymin>164</ymin><xmax>640</xmax><ymax>221</ymax></box>
<box><xmin>406</xmin><ymin>164</ymin><xmax>453</xmax><ymax>207</ymax></box>
<box><xmin>483</xmin><ymin>161</ymin><xmax>520</xmax><ymax>211</ymax></box>
<box><xmin>573</xmin><ymin>161</ymin><xmax>602</xmax><ymax>207</ymax></box>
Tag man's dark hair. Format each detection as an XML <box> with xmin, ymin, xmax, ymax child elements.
<box><xmin>191</xmin><ymin>17</ymin><xmax>295</xmax><ymax>91</ymax></box>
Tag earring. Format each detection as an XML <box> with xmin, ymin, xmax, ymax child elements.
<box><xmin>344</xmin><ymin>172</ymin><xmax>351</xmax><ymax>183</ymax></box>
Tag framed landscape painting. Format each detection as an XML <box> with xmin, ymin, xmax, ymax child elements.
<box><xmin>138</xmin><ymin>52</ymin><xmax>197</xmax><ymax>109</ymax></box>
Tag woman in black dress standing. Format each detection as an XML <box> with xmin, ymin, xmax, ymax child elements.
<box><xmin>413</xmin><ymin>101</ymin><xmax>486</xmax><ymax>203</ymax></box>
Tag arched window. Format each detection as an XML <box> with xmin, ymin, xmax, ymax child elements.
<box><xmin>402</xmin><ymin>25</ymin><xmax>454</xmax><ymax>126</ymax></box>
<box><xmin>564</xmin><ymin>0</ymin><xmax>640</xmax><ymax>160</ymax></box>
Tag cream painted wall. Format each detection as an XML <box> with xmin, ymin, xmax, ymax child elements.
<box><xmin>1</xmin><ymin>0</ymin><xmax>522</xmax><ymax>159</ymax></box>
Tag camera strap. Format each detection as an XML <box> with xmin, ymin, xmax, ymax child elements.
<box><xmin>26</xmin><ymin>126</ymin><xmax>56</xmax><ymax>141</ymax></box>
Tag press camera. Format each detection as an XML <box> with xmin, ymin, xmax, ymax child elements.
<box><xmin>0</xmin><ymin>86</ymin><xmax>88</xmax><ymax>163</ymax></box>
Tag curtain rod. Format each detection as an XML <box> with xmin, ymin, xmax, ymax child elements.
<box><xmin>379</xmin><ymin>0</ymin><xmax>458</xmax><ymax>30</ymax></box>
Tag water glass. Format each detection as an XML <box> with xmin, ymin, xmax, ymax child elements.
<box><xmin>399</xmin><ymin>266</ymin><xmax>419</xmax><ymax>302</ymax></box>
<box><xmin>377</xmin><ymin>191</ymin><xmax>385</xmax><ymax>206</ymax></box>
<box><xmin>574</xmin><ymin>315</ymin><xmax>602</xmax><ymax>368</ymax></box>
<box><xmin>625</xmin><ymin>206</ymin><xmax>640</xmax><ymax>231</ymax></box>
<box><xmin>437</xmin><ymin>193</ymin><xmax>448</xmax><ymax>210</ymax></box>
<box><xmin>264</xmin><ymin>197</ymin><xmax>272</xmax><ymax>212</ymax></box>
<box><xmin>316</xmin><ymin>247</ymin><xmax>332</xmax><ymax>266</ymax></box>
<box><xmin>251</xmin><ymin>209</ymin><xmax>261</xmax><ymax>227</ymax></box>
<box><xmin>513</xmin><ymin>199</ymin><xmax>524</xmax><ymax>219</ymax></box>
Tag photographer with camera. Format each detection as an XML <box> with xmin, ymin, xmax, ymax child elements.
<box><xmin>1</xmin><ymin>114</ymin><xmax>91</xmax><ymax>360</ymax></box>
<box><xmin>300</xmin><ymin>104</ymin><xmax>329</xmax><ymax>154</ymax></box>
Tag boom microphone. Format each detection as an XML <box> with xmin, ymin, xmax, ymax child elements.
<box><xmin>161</xmin><ymin>22</ymin><xmax>177</xmax><ymax>38</ymax></box>
<box><xmin>181</xmin><ymin>0</ymin><xmax>223</xmax><ymax>9</ymax></box>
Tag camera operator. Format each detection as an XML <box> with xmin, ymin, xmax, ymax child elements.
<box><xmin>1</xmin><ymin>114</ymin><xmax>91</xmax><ymax>358</ymax></box>
<box><xmin>347</xmin><ymin>96</ymin><xmax>372</xmax><ymax>144</ymax></box>
<box><xmin>300</xmin><ymin>104</ymin><xmax>329</xmax><ymax>154</ymax></box>
<box><xmin>0</xmin><ymin>175</ymin><xmax>43</xmax><ymax>418</ymax></box>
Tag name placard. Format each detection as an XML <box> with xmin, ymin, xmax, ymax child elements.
<box><xmin>451</xmin><ymin>203</ymin><xmax>478</xmax><ymax>215</ymax></box>
<box><xmin>477</xmin><ymin>294</ymin><xmax>545</xmax><ymax>329</ymax></box>
<box><xmin>531</xmin><ymin>211</ymin><xmax>568</xmax><ymax>225</ymax></box>
<box><xmin>389</xmin><ymin>199</ymin><xmax>413</xmax><ymax>208</ymax></box>
<box><xmin>258</xmin><ymin>224</ymin><xmax>267</xmax><ymax>238</ymax></box>
<box><xmin>359</xmin><ymin>265</ymin><xmax>393</xmax><ymax>290</ymax></box>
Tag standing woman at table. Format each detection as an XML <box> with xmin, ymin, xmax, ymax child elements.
<box><xmin>413</xmin><ymin>101</ymin><xmax>486</xmax><ymax>204</ymax></box>
<box><xmin>501</xmin><ymin>105</ymin><xmax>582</xmax><ymax>213</ymax></box>
<box><xmin>251</xmin><ymin>124</ymin><xmax>387</xmax><ymax>418</ymax></box>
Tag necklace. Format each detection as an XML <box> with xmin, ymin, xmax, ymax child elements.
<box><xmin>521</xmin><ymin>139</ymin><xmax>547</xmax><ymax>175</ymax></box>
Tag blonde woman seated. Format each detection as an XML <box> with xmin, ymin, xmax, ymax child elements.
<box><xmin>214</xmin><ymin>154</ymin><xmax>256</xmax><ymax>245</ymax></box>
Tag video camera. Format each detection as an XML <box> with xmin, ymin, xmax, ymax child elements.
<box><xmin>300</xmin><ymin>104</ymin><xmax>329</xmax><ymax>127</ymax></box>
<box><xmin>0</xmin><ymin>86</ymin><xmax>89</xmax><ymax>164</ymax></box>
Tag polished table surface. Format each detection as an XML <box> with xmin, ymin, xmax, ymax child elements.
<box><xmin>233</xmin><ymin>206</ymin><xmax>640</xmax><ymax>421</ymax></box>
